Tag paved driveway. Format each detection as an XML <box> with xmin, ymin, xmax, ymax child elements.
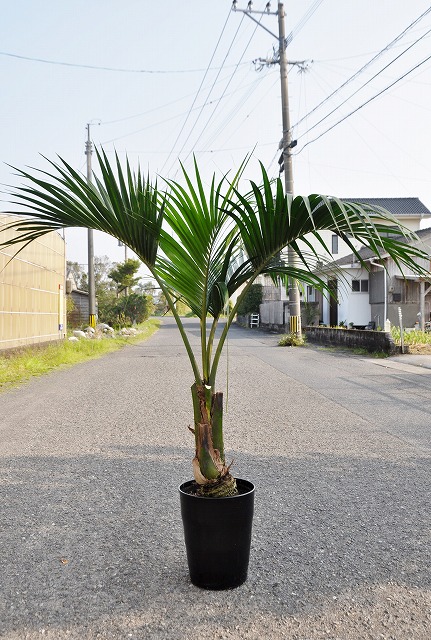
<box><xmin>1</xmin><ymin>318</ymin><xmax>430</xmax><ymax>639</ymax></box>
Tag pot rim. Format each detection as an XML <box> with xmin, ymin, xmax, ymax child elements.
<box><xmin>179</xmin><ymin>478</ymin><xmax>255</xmax><ymax>499</ymax></box>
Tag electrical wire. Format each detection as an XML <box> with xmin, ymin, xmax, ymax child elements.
<box><xmin>173</xmin><ymin>12</ymin><xmax>266</xmax><ymax>176</ymax></box>
<box><xmin>296</xmin><ymin>52</ymin><xmax>431</xmax><ymax>154</ymax></box>
<box><xmin>318</xmin><ymin>27</ymin><xmax>431</xmax><ymax>62</ymax></box>
<box><xmin>161</xmin><ymin>1</ymin><xmax>322</xmax><ymax>176</ymax></box>
<box><xmin>100</xmin><ymin>71</ymin><xmax>240</xmax><ymax>126</ymax></box>
<box><xmin>160</xmin><ymin>9</ymin><xmax>235</xmax><ymax>175</ymax></box>
<box><xmin>202</xmin><ymin>77</ymin><xmax>265</xmax><ymax>152</ymax></box>
<box><xmin>205</xmin><ymin>74</ymin><xmax>279</xmax><ymax>154</ymax></box>
<box><xmin>285</xmin><ymin>0</ymin><xmax>324</xmax><ymax>46</ymax></box>
<box><xmin>0</xmin><ymin>49</ymin><xmax>251</xmax><ymax>74</ymax></box>
<box><xmin>297</xmin><ymin>24</ymin><xmax>431</xmax><ymax>140</ymax></box>
<box><xmin>74</xmin><ymin>2</ymin><xmax>323</xmax><ymax>172</ymax></box>
<box><xmin>292</xmin><ymin>5</ymin><xmax>431</xmax><ymax>131</ymax></box>
<box><xmin>163</xmin><ymin>0</ymin><xmax>321</xmax><ymax>176</ymax></box>
<box><xmin>100</xmin><ymin>92</ymin><xmax>242</xmax><ymax>146</ymax></box>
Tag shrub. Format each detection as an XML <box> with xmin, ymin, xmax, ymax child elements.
<box><xmin>237</xmin><ymin>284</ymin><xmax>263</xmax><ymax>316</ymax></box>
<box><xmin>103</xmin><ymin>293</ymin><xmax>155</xmax><ymax>328</ymax></box>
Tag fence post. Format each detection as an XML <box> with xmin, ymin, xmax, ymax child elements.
<box><xmin>398</xmin><ymin>307</ymin><xmax>404</xmax><ymax>354</ymax></box>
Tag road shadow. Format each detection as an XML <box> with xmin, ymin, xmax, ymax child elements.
<box><xmin>1</xmin><ymin>443</ymin><xmax>429</xmax><ymax>637</ymax></box>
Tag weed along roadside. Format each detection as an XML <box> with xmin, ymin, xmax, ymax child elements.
<box><xmin>2</xmin><ymin>151</ymin><xmax>428</xmax><ymax>590</ymax></box>
<box><xmin>0</xmin><ymin>319</ymin><xmax>159</xmax><ymax>393</ymax></box>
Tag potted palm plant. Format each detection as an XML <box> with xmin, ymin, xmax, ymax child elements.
<box><xmin>2</xmin><ymin>150</ymin><xmax>427</xmax><ymax>588</ymax></box>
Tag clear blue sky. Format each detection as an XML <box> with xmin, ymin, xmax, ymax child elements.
<box><xmin>2</xmin><ymin>1</ymin><xmax>431</xmax><ymax>268</ymax></box>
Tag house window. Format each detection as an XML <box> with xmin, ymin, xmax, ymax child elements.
<box><xmin>352</xmin><ymin>279</ymin><xmax>368</xmax><ymax>292</ymax></box>
<box><xmin>331</xmin><ymin>234</ymin><xmax>339</xmax><ymax>254</ymax></box>
<box><xmin>307</xmin><ymin>285</ymin><xmax>313</xmax><ymax>297</ymax></box>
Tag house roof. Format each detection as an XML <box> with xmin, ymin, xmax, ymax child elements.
<box><xmin>340</xmin><ymin>197</ymin><xmax>431</xmax><ymax>217</ymax></box>
<box><xmin>330</xmin><ymin>227</ymin><xmax>431</xmax><ymax>267</ymax></box>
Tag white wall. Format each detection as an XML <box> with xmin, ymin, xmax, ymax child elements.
<box><xmin>321</xmin><ymin>268</ymin><xmax>371</xmax><ymax>326</ymax></box>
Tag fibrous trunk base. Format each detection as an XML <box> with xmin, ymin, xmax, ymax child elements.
<box><xmin>196</xmin><ymin>473</ymin><xmax>237</xmax><ymax>497</ymax></box>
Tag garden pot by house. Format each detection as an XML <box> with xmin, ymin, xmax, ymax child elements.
<box><xmin>179</xmin><ymin>478</ymin><xmax>255</xmax><ymax>590</ymax></box>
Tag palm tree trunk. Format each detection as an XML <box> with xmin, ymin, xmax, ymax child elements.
<box><xmin>191</xmin><ymin>383</ymin><xmax>237</xmax><ymax>497</ymax></box>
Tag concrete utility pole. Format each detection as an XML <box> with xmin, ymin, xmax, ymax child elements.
<box><xmin>118</xmin><ymin>240</ymin><xmax>128</xmax><ymax>262</ymax></box>
<box><xmin>85</xmin><ymin>124</ymin><xmax>97</xmax><ymax>328</ymax></box>
<box><xmin>277</xmin><ymin>2</ymin><xmax>301</xmax><ymax>334</ymax></box>
<box><xmin>232</xmin><ymin>1</ymin><xmax>302</xmax><ymax>335</ymax></box>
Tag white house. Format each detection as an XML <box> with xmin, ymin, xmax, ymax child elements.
<box><xmin>259</xmin><ymin>197</ymin><xmax>431</xmax><ymax>328</ymax></box>
<box><xmin>316</xmin><ymin>227</ymin><xmax>431</xmax><ymax>329</ymax></box>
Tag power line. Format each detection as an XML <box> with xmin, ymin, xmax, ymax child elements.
<box><xmin>0</xmin><ymin>49</ymin><xmax>251</xmax><ymax>74</ymax></box>
<box><xmin>285</xmin><ymin>0</ymin><xmax>323</xmax><ymax>46</ymax></box>
<box><xmin>297</xmin><ymin>24</ymin><xmax>431</xmax><ymax>141</ymax></box>
<box><xmin>292</xmin><ymin>5</ymin><xmax>431</xmax><ymax>131</ymax></box>
<box><xmin>97</xmin><ymin>1</ymin><xmax>321</xmax><ymax>173</ymax></box>
<box><xmin>202</xmin><ymin>75</ymin><xmax>269</xmax><ymax>152</ymax></box>
<box><xmin>317</xmin><ymin>28</ymin><xmax>431</xmax><ymax>63</ymax></box>
<box><xmin>100</xmin><ymin>72</ymin><xmax>238</xmax><ymax>126</ymax></box>
<box><xmin>100</xmin><ymin>72</ymin><xmax>277</xmax><ymax>146</ymax></box>
<box><xmin>296</xmin><ymin>52</ymin><xmax>431</xmax><ymax>154</ymax></box>
<box><xmin>164</xmin><ymin>0</ymin><xmax>319</xmax><ymax>177</ymax></box>
<box><xmin>100</xmin><ymin>95</ymin><xmax>234</xmax><ymax>145</ymax></box>
<box><xmin>173</xmin><ymin>10</ymin><xmax>266</xmax><ymax>176</ymax></box>
<box><xmin>160</xmin><ymin>9</ymin><xmax>235</xmax><ymax>175</ymax></box>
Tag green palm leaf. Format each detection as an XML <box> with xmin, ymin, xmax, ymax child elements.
<box><xmin>226</xmin><ymin>164</ymin><xmax>426</xmax><ymax>281</ymax></box>
<box><xmin>3</xmin><ymin>151</ymin><xmax>430</xmax><ymax>492</ymax></box>
<box><xmin>4</xmin><ymin>150</ymin><xmax>163</xmax><ymax>268</ymax></box>
<box><xmin>155</xmin><ymin>158</ymin><xmax>247</xmax><ymax>319</ymax></box>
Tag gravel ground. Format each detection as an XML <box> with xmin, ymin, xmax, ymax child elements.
<box><xmin>1</xmin><ymin>318</ymin><xmax>430</xmax><ymax>640</ymax></box>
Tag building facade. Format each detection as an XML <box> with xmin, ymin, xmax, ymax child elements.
<box><xmin>0</xmin><ymin>214</ymin><xmax>66</xmax><ymax>350</ymax></box>
<box><xmin>259</xmin><ymin>198</ymin><xmax>431</xmax><ymax>329</ymax></box>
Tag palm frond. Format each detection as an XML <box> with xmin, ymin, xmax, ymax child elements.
<box><xmin>156</xmin><ymin>158</ymin><xmax>248</xmax><ymax>319</ymax></box>
<box><xmin>4</xmin><ymin>151</ymin><xmax>164</xmax><ymax>268</ymax></box>
<box><xmin>225</xmin><ymin>164</ymin><xmax>428</xmax><ymax>285</ymax></box>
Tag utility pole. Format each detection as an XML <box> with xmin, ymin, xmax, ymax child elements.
<box><xmin>85</xmin><ymin>124</ymin><xmax>97</xmax><ymax>328</ymax></box>
<box><xmin>232</xmin><ymin>1</ymin><xmax>302</xmax><ymax>335</ymax></box>
<box><xmin>277</xmin><ymin>2</ymin><xmax>301</xmax><ymax>335</ymax></box>
<box><xmin>118</xmin><ymin>240</ymin><xmax>128</xmax><ymax>262</ymax></box>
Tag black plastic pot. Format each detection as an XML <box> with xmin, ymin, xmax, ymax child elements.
<box><xmin>179</xmin><ymin>478</ymin><xmax>255</xmax><ymax>590</ymax></box>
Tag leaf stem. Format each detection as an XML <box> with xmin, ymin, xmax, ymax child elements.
<box><xmin>154</xmin><ymin>274</ymin><xmax>202</xmax><ymax>384</ymax></box>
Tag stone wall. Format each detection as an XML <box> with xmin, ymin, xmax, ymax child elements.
<box><xmin>304</xmin><ymin>326</ymin><xmax>397</xmax><ymax>354</ymax></box>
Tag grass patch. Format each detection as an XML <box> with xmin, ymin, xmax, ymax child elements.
<box><xmin>0</xmin><ymin>318</ymin><xmax>160</xmax><ymax>393</ymax></box>
<box><xmin>278</xmin><ymin>332</ymin><xmax>306</xmax><ymax>347</ymax></box>
<box><xmin>349</xmin><ymin>347</ymin><xmax>388</xmax><ymax>357</ymax></box>
<box><xmin>391</xmin><ymin>327</ymin><xmax>431</xmax><ymax>354</ymax></box>
<box><xmin>313</xmin><ymin>345</ymin><xmax>388</xmax><ymax>357</ymax></box>
<box><xmin>391</xmin><ymin>327</ymin><xmax>431</xmax><ymax>345</ymax></box>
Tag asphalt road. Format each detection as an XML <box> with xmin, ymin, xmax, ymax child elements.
<box><xmin>1</xmin><ymin>317</ymin><xmax>430</xmax><ymax>639</ymax></box>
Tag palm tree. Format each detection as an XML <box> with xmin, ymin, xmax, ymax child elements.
<box><xmin>2</xmin><ymin>150</ymin><xmax>427</xmax><ymax>496</ymax></box>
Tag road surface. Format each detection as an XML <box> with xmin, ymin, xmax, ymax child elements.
<box><xmin>1</xmin><ymin>317</ymin><xmax>430</xmax><ymax>639</ymax></box>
